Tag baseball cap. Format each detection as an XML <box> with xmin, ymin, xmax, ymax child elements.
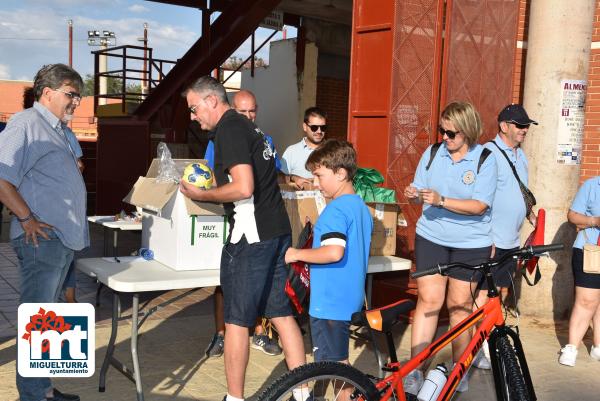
<box><xmin>497</xmin><ymin>104</ymin><xmax>538</xmax><ymax>125</ymax></box>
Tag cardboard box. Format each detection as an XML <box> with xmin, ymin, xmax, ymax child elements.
<box><xmin>367</xmin><ymin>202</ymin><xmax>399</xmax><ymax>256</ymax></box>
<box><xmin>280</xmin><ymin>185</ymin><xmax>399</xmax><ymax>256</ymax></box>
<box><xmin>280</xmin><ymin>184</ymin><xmax>326</xmax><ymax>246</ymax></box>
<box><xmin>123</xmin><ymin>159</ymin><xmax>226</xmax><ymax>271</ymax></box>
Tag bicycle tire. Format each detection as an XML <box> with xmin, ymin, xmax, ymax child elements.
<box><xmin>496</xmin><ymin>335</ymin><xmax>531</xmax><ymax>401</ymax></box>
<box><xmin>256</xmin><ymin>361</ymin><xmax>379</xmax><ymax>401</ymax></box>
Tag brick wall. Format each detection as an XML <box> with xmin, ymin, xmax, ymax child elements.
<box><xmin>316</xmin><ymin>76</ymin><xmax>349</xmax><ymax>141</ymax></box>
<box><xmin>581</xmin><ymin>2</ymin><xmax>600</xmax><ymax>182</ymax></box>
<box><xmin>511</xmin><ymin>0</ymin><xmax>530</xmax><ymax>103</ymax></box>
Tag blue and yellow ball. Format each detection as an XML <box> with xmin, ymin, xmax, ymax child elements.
<box><xmin>182</xmin><ymin>162</ymin><xmax>213</xmax><ymax>189</ymax></box>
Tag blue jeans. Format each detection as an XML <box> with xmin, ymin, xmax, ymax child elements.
<box><xmin>62</xmin><ymin>260</ymin><xmax>77</xmax><ymax>290</ymax></box>
<box><xmin>12</xmin><ymin>230</ymin><xmax>74</xmax><ymax>401</ymax></box>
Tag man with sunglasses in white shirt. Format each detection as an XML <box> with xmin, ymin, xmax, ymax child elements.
<box><xmin>281</xmin><ymin>107</ymin><xmax>327</xmax><ymax>189</ymax></box>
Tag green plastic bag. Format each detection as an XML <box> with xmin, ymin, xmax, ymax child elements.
<box><xmin>353</xmin><ymin>168</ymin><xmax>396</xmax><ymax>203</ymax></box>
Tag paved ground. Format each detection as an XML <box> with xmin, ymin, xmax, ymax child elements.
<box><xmin>0</xmin><ymin>220</ymin><xmax>599</xmax><ymax>400</ymax></box>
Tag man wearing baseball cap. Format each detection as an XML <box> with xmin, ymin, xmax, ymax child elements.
<box><xmin>473</xmin><ymin>104</ymin><xmax>538</xmax><ymax>369</ymax></box>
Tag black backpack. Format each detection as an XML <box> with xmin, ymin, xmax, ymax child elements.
<box><xmin>425</xmin><ymin>142</ymin><xmax>491</xmax><ymax>173</ymax></box>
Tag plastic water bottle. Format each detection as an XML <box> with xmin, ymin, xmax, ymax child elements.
<box><xmin>417</xmin><ymin>363</ymin><xmax>448</xmax><ymax>401</ymax></box>
<box><xmin>139</xmin><ymin>248</ymin><xmax>154</xmax><ymax>261</ymax></box>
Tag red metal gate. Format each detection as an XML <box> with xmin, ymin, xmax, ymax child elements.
<box><xmin>349</xmin><ymin>0</ymin><xmax>520</xmax><ymax>261</ymax></box>
<box><xmin>441</xmin><ymin>0</ymin><xmax>521</xmax><ymax>142</ymax></box>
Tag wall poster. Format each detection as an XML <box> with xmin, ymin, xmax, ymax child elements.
<box><xmin>557</xmin><ymin>79</ymin><xmax>586</xmax><ymax>165</ymax></box>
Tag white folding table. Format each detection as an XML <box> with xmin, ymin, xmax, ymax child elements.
<box><xmin>87</xmin><ymin>216</ymin><xmax>142</xmax><ymax>262</ymax></box>
<box><xmin>76</xmin><ymin>254</ymin><xmax>411</xmax><ymax>401</ymax></box>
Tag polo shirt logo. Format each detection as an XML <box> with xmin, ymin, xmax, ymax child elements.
<box><xmin>256</xmin><ymin>128</ymin><xmax>275</xmax><ymax>161</ymax></box>
<box><xmin>462</xmin><ymin>170</ymin><xmax>475</xmax><ymax>185</ymax></box>
<box><xmin>262</xmin><ymin>141</ymin><xmax>274</xmax><ymax>161</ymax></box>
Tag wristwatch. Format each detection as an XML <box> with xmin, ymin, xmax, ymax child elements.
<box><xmin>438</xmin><ymin>196</ymin><xmax>446</xmax><ymax>208</ymax></box>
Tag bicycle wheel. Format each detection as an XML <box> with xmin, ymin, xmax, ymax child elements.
<box><xmin>495</xmin><ymin>335</ymin><xmax>531</xmax><ymax>401</ymax></box>
<box><xmin>256</xmin><ymin>361</ymin><xmax>379</xmax><ymax>401</ymax></box>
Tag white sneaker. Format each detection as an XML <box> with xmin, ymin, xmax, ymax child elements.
<box><xmin>403</xmin><ymin>369</ymin><xmax>424</xmax><ymax>395</ymax></box>
<box><xmin>558</xmin><ymin>344</ymin><xmax>577</xmax><ymax>366</ymax></box>
<box><xmin>473</xmin><ymin>349</ymin><xmax>491</xmax><ymax>370</ymax></box>
<box><xmin>590</xmin><ymin>345</ymin><xmax>600</xmax><ymax>361</ymax></box>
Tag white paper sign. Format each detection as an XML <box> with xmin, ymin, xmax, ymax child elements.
<box><xmin>557</xmin><ymin>79</ymin><xmax>586</xmax><ymax>164</ymax></box>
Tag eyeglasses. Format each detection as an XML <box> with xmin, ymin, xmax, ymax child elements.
<box><xmin>54</xmin><ymin>88</ymin><xmax>81</xmax><ymax>102</ymax></box>
<box><xmin>438</xmin><ymin>126</ymin><xmax>460</xmax><ymax>140</ymax></box>
<box><xmin>188</xmin><ymin>95</ymin><xmax>212</xmax><ymax>115</ymax></box>
<box><xmin>307</xmin><ymin>124</ymin><xmax>327</xmax><ymax>133</ymax></box>
<box><xmin>509</xmin><ymin>122</ymin><xmax>530</xmax><ymax>130</ymax></box>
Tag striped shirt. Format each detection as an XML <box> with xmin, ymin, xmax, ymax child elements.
<box><xmin>0</xmin><ymin>102</ymin><xmax>89</xmax><ymax>250</ymax></box>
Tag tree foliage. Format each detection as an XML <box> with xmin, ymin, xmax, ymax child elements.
<box><xmin>82</xmin><ymin>74</ymin><xmax>142</xmax><ymax>98</ymax></box>
<box><xmin>221</xmin><ymin>55</ymin><xmax>268</xmax><ymax>70</ymax></box>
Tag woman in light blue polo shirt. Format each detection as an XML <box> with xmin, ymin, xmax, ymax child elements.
<box><xmin>402</xmin><ymin>101</ymin><xmax>497</xmax><ymax>393</ymax></box>
<box><xmin>559</xmin><ymin>176</ymin><xmax>600</xmax><ymax>366</ymax></box>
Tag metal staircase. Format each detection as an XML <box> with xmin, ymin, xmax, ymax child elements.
<box><xmin>94</xmin><ymin>0</ymin><xmax>282</xmax><ymax>213</ymax></box>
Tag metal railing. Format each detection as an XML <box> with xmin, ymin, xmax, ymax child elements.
<box><xmin>91</xmin><ymin>45</ymin><xmax>176</xmax><ymax>114</ymax></box>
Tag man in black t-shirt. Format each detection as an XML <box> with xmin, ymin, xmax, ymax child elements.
<box><xmin>180</xmin><ymin>76</ymin><xmax>306</xmax><ymax>401</ymax></box>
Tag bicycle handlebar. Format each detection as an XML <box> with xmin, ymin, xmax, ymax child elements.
<box><xmin>411</xmin><ymin>243</ymin><xmax>565</xmax><ymax>279</ymax></box>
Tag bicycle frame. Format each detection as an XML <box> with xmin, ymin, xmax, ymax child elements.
<box><xmin>375</xmin><ymin>295</ymin><xmax>508</xmax><ymax>401</ymax></box>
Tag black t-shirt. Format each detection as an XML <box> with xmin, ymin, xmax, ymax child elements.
<box><xmin>213</xmin><ymin>109</ymin><xmax>291</xmax><ymax>241</ymax></box>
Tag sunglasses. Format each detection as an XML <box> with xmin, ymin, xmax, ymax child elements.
<box><xmin>438</xmin><ymin>126</ymin><xmax>460</xmax><ymax>140</ymax></box>
<box><xmin>54</xmin><ymin>88</ymin><xmax>81</xmax><ymax>102</ymax></box>
<box><xmin>188</xmin><ymin>104</ymin><xmax>200</xmax><ymax>114</ymax></box>
<box><xmin>509</xmin><ymin>122</ymin><xmax>531</xmax><ymax>130</ymax></box>
<box><xmin>307</xmin><ymin>124</ymin><xmax>327</xmax><ymax>133</ymax></box>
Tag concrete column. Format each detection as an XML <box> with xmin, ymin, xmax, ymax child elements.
<box><xmin>99</xmin><ymin>44</ymin><xmax>108</xmax><ymax>106</ymax></box>
<box><xmin>520</xmin><ymin>0</ymin><xmax>595</xmax><ymax>319</ymax></box>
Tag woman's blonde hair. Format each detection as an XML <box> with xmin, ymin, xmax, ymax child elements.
<box><xmin>440</xmin><ymin>101</ymin><xmax>482</xmax><ymax>147</ymax></box>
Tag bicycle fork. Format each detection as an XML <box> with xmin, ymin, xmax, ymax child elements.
<box><xmin>488</xmin><ymin>326</ymin><xmax>537</xmax><ymax>401</ymax></box>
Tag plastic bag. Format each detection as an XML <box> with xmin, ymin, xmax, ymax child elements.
<box><xmin>155</xmin><ymin>142</ymin><xmax>180</xmax><ymax>183</ymax></box>
<box><xmin>353</xmin><ymin>168</ymin><xmax>396</xmax><ymax>203</ymax></box>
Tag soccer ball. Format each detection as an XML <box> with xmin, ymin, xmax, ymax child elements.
<box><xmin>182</xmin><ymin>162</ymin><xmax>214</xmax><ymax>189</ymax></box>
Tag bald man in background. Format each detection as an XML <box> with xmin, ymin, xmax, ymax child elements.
<box><xmin>203</xmin><ymin>90</ymin><xmax>281</xmax><ymax>171</ymax></box>
<box><xmin>203</xmin><ymin>89</ymin><xmax>284</xmax><ymax>358</ymax></box>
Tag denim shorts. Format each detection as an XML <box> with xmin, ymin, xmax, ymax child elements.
<box><xmin>415</xmin><ymin>234</ymin><xmax>491</xmax><ymax>282</ymax></box>
<box><xmin>310</xmin><ymin>317</ymin><xmax>351</xmax><ymax>362</ymax></box>
<box><xmin>220</xmin><ymin>234</ymin><xmax>293</xmax><ymax>327</ymax></box>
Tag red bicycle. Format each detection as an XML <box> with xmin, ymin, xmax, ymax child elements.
<box><xmin>256</xmin><ymin>244</ymin><xmax>563</xmax><ymax>401</ymax></box>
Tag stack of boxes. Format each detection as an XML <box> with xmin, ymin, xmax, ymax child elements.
<box><xmin>123</xmin><ymin>161</ymin><xmax>400</xmax><ymax>272</ymax></box>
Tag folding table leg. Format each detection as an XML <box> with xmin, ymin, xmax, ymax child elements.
<box><xmin>99</xmin><ymin>292</ymin><xmax>120</xmax><ymax>392</ymax></box>
<box><xmin>366</xmin><ymin>274</ymin><xmax>374</xmax><ymax>309</ymax></box>
<box><xmin>131</xmin><ymin>293</ymin><xmax>144</xmax><ymax>401</ymax></box>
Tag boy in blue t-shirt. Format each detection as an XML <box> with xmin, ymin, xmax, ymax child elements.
<box><xmin>285</xmin><ymin>139</ymin><xmax>373</xmax><ymax>363</ymax></box>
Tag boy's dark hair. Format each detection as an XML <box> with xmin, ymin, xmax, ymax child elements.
<box><xmin>303</xmin><ymin>106</ymin><xmax>327</xmax><ymax>123</ymax></box>
<box><xmin>305</xmin><ymin>139</ymin><xmax>357</xmax><ymax>180</ymax></box>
